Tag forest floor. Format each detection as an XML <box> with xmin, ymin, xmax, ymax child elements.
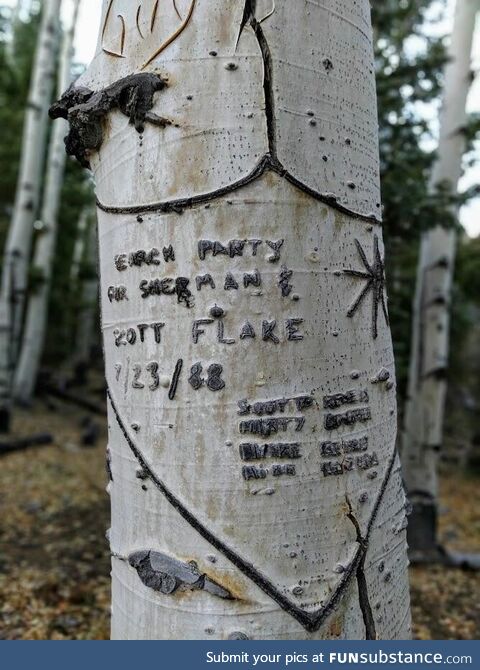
<box><xmin>0</xmin><ymin>397</ymin><xmax>479</xmax><ymax>640</ymax></box>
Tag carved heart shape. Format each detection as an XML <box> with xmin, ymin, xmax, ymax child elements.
<box><xmin>107</xmin><ymin>386</ymin><xmax>395</xmax><ymax>633</ymax></box>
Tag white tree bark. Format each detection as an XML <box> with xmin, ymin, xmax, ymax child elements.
<box><xmin>401</xmin><ymin>0</ymin><xmax>479</xmax><ymax>558</ymax></box>
<box><xmin>53</xmin><ymin>0</ymin><xmax>410</xmax><ymax>639</ymax></box>
<box><xmin>0</xmin><ymin>0</ymin><xmax>62</xmax><ymax>426</ymax></box>
<box><xmin>13</xmin><ymin>0</ymin><xmax>81</xmax><ymax>405</ymax></box>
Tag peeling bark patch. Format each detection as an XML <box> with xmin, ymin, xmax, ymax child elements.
<box><xmin>129</xmin><ymin>550</ymin><xmax>233</xmax><ymax>599</ymax></box>
<box><xmin>49</xmin><ymin>73</ymin><xmax>167</xmax><ymax>168</ymax></box>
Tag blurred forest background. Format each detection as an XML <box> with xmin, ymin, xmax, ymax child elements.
<box><xmin>0</xmin><ymin>0</ymin><xmax>479</xmax><ymax>640</ymax></box>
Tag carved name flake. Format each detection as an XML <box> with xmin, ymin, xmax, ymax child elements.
<box><xmin>191</xmin><ymin>318</ymin><xmax>305</xmax><ymax>345</ymax></box>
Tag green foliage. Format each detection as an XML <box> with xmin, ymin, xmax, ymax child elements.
<box><xmin>449</xmin><ymin>234</ymin><xmax>480</xmax><ymax>386</ymax></box>
<box><xmin>44</xmin><ymin>162</ymin><xmax>94</xmax><ymax>363</ymax></box>
<box><xmin>455</xmin><ymin>235</ymin><xmax>480</xmax><ymax>306</ymax></box>
<box><xmin>373</xmin><ymin>0</ymin><xmax>480</xmax><ymax>460</ymax></box>
<box><xmin>373</xmin><ymin>0</ymin><xmax>453</xmax><ymax>396</ymax></box>
<box><xmin>446</xmin><ymin>235</ymin><xmax>480</xmax><ymax>464</ymax></box>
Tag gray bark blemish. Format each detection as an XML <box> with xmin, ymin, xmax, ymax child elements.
<box><xmin>129</xmin><ymin>550</ymin><xmax>233</xmax><ymax>599</ymax></box>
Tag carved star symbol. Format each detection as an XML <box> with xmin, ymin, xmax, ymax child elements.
<box><xmin>344</xmin><ymin>235</ymin><xmax>389</xmax><ymax>340</ymax></box>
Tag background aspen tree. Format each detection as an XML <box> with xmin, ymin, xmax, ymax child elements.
<box><xmin>0</xmin><ymin>0</ymin><xmax>62</xmax><ymax>427</ymax></box>
<box><xmin>14</xmin><ymin>0</ymin><xmax>81</xmax><ymax>404</ymax></box>
<box><xmin>402</xmin><ymin>0</ymin><xmax>479</xmax><ymax>562</ymax></box>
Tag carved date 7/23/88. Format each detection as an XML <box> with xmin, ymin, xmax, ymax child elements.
<box><xmin>115</xmin><ymin>360</ymin><xmax>226</xmax><ymax>394</ymax></box>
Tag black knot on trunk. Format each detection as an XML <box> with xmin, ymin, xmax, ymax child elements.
<box><xmin>49</xmin><ymin>73</ymin><xmax>168</xmax><ymax>168</ymax></box>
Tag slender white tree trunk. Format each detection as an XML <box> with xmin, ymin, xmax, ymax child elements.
<box><xmin>13</xmin><ymin>0</ymin><xmax>81</xmax><ymax>405</ymax></box>
<box><xmin>402</xmin><ymin>0</ymin><xmax>479</xmax><ymax>559</ymax></box>
<box><xmin>0</xmin><ymin>0</ymin><xmax>62</xmax><ymax>427</ymax></box>
<box><xmin>53</xmin><ymin>0</ymin><xmax>411</xmax><ymax>639</ymax></box>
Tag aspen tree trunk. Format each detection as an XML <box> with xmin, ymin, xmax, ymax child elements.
<box><xmin>402</xmin><ymin>0</ymin><xmax>478</xmax><ymax>561</ymax></box>
<box><xmin>14</xmin><ymin>0</ymin><xmax>81</xmax><ymax>405</ymax></box>
<box><xmin>52</xmin><ymin>0</ymin><xmax>411</xmax><ymax>639</ymax></box>
<box><xmin>0</xmin><ymin>0</ymin><xmax>62</xmax><ymax>428</ymax></box>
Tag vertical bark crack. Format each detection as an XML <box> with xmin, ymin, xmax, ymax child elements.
<box><xmin>355</xmin><ymin>555</ymin><xmax>377</xmax><ymax>640</ymax></box>
<box><xmin>346</xmin><ymin>496</ymin><xmax>377</xmax><ymax>640</ymax></box>
<box><xmin>252</xmin><ymin>19</ymin><xmax>277</xmax><ymax>159</ymax></box>
<box><xmin>239</xmin><ymin>0</ymin><xmax>277</xmax><ymax>158</ymax></box>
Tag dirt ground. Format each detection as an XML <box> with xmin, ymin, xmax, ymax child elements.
<box><xmin>0</xmin><ymin>399</ymin><xmax>479</xmax><ymax>640</ymax></box>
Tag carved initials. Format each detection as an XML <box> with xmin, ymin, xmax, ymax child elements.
<box><xmin>102</xmin><ymin>0</ymin><xmax>196</xmax><ymax>67</ymax></box>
